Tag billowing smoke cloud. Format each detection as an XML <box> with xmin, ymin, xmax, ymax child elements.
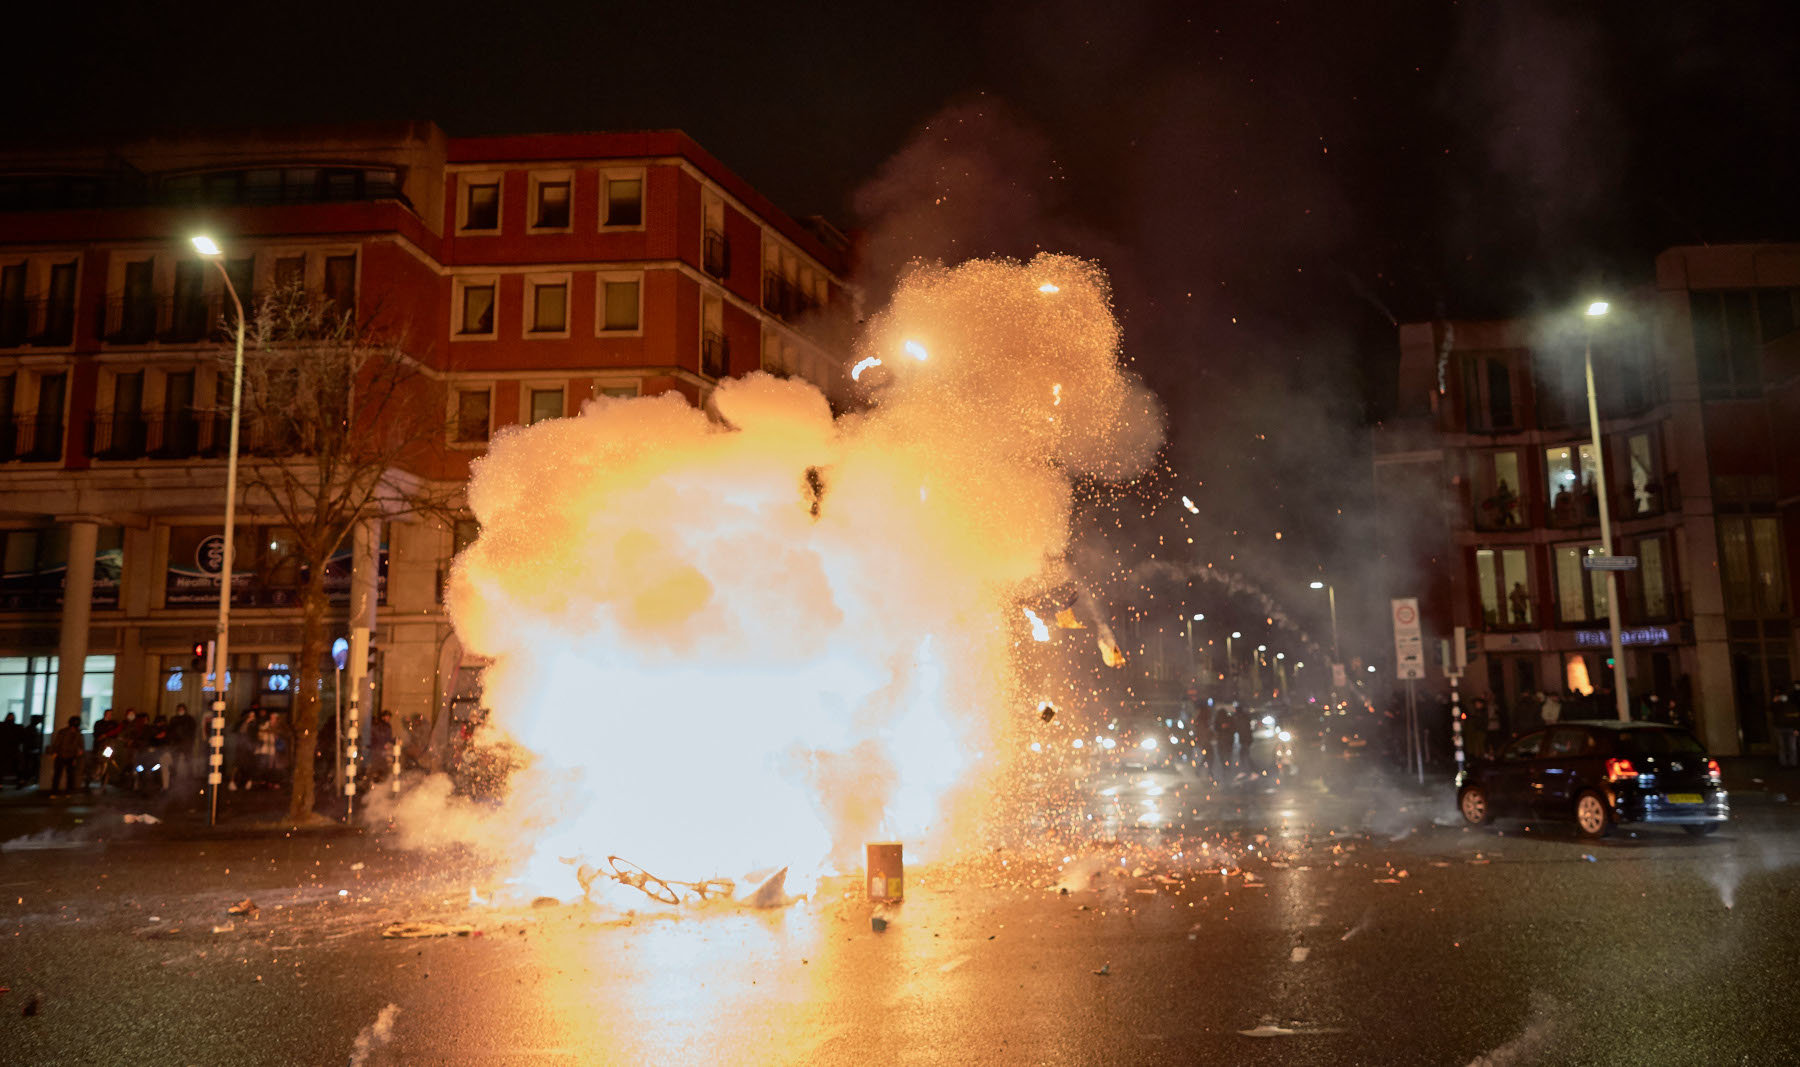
<box><xmin>444</xmin><ymin>254</ymin><xmax>1161</xmax><ymax>888</ymax></box>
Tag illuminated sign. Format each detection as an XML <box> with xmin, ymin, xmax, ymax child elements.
<box><xmin>1575</xmin><ymin>627</ymin><xmax>1671</xmax><ymax>647</ymax></box>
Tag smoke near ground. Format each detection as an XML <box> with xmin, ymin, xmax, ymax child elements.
<box><xmin>434</xmin><ymin>254</ymin><xmax>1160</xmax><ymax>891</ymax></box>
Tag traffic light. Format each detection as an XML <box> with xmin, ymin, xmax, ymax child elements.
<box><xmin>191</xmin><ymin>641</ymin><xmax>207</xmax><ymax>671</ymax></box>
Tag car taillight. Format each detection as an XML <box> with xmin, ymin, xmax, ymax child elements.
<box><xmin>1706</xmin><ymin>758</ymin><xmax>1722</xmax><ymax>783</ymax></box>
<box><xmin>1605</xmin><ymin>757</ymin><xmax>1638</xmax><ymax>782</ymax></box>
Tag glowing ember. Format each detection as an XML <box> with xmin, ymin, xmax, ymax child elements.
<box><xmin>445</xmin><ymin>254</ymin><xmax>1160</xmax><ymax>891</ymax></box>
<box><xmin>1022</xmin><ymin>607</ymin><xmax>1052</xmax><ymax>642</ymax></box>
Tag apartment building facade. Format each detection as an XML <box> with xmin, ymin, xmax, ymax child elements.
<box><xmin>1372</xmin><ymin>243</ymin><xmax>1799</xmax><ymax>755</ymax></box>
<box><xmin>0</xmin><ymin>121</ymin><xmax>854</xmax><ymax>757</ymax></box>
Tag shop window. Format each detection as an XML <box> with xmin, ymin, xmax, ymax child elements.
<box><xmin>1719</xmin><ymin>515</ymin><xmax>1787</xmax><ymax>617</ymax></box>
<box><xmin>1545</xmin><ymin>443</ymin><xmax>1598</xmax><ymax>526</ymax></box>
<box><xmin>1476</xmin><ymin>548</ymin><xmax>1533</xmax><ymax>628</ymax></box>
<box><xmin>1630</xmin><ymin>535</ymin><xmax>1673</xmax><ymax>621</ymax></box>
<box><xmin>1553</xmin><ymin>544</ymin><xmax>1611</xmax><ymax>623</ymax></box>
<box><xmin>1472</xmin><ymin>450</ymin><xmax>1524</xmax><ymax>529</ymax></box>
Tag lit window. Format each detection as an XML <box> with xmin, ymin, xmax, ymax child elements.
<box><xmin>465</xmin><ymin>181</ymin><xmax>500</xmax><ymax>231</ymax></box>
<box><xmin>602</xmin><ymin>279</ymin><xmax>639</xmax><ymax>331</ymax></box>
<box><xmin>605</xmin><ymin>177</ymin><xmax>642</xmax><ymax>226</ymax></box>
<box><xmin>529</xmin><ymin>387</ymin><xmax>564</xmax><ymax>425</ymax></box>
<box><xmin>531</xmin><ymin>282</ymin><xmax>567</xmax><ymax>333</ymax></box>
<box><xmin>1476</xmin><ymin>548</ymin><xmax>1533</xmax><ymax>628</ymax></box>
<box><xmin>1545</xmin><ymin>444</ymin><xmax>1598</xmax><ymax>525</ymax></box>
<box><xmin>535</xmin><ymin>181</ymin><xmax>570</xmax><ymax>229</ymax></box>
<box><xmin>460</xmin><ymin>284</ymin><xmax>495</xmax><ymax>335</ymax></box>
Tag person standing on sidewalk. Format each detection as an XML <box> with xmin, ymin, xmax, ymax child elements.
<box><xmin>167</xmin><ymin>704</ymin><xmax>197</xmax><ymax>788</ymax></box>
<box><xmin>1772</xmin><ymin>684</ymin><xmax>1800</xmax><ymax>769</ymax></box>
<box><xmin>50</xmin><ymin>716</ymin><xmax>85</xmax><ymax>795</ymax></box>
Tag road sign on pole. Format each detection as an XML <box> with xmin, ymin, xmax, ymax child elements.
<box><xmin>1581</xmin><ymin>555</ymin><xmax>1638</xmax><ymax>572</ymax></box>
<box><xmin>1392</xmin><ymin>597</ymin><xmax>1425</xmax><ymax>680</ymax></box>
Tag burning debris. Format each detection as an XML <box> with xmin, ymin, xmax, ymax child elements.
<box><xmin>443</xmin><ymin>254</ymin><xmax>1161</xmax><ymax>894</ymax></box>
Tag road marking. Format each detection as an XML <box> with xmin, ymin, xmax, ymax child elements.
<box><xmin>938</xmin><ymin>954</ymin><xmax>971</xmax><ymax>974</ymax></box>
<box><xmin>1290</xmin><ymin>947</ymin><xmax>1310</xmax><ymax>962</ymax></box>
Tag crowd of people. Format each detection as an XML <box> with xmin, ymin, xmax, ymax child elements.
<box><xmin>13</xmin><ymin>704</ymin><xmax>433</xmax><ymax>798</ymax></box>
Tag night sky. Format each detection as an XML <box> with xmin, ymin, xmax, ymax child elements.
<box><xmin>16</xmin><ymin>0</ymin><xmax>1800</xmax><ymax>656</ymax></box>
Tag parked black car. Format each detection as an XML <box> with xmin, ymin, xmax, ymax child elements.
<box><xmin>1457</xmin><ymin>721</ymin><xmax>1728</xmax><ymax>838</ymax></box>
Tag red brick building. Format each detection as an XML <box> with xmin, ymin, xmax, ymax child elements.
<box><xmin>0</xmin><ymin>121</ymin><xmax>854</xmax><ymax>756</ymax></box>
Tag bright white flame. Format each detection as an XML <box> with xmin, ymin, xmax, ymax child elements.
<box><xmin>1022</xmin><ymin>607</ymin><xmax>1051</xmax><ymax>642</ymax></box>
<box><xmin>1309</xmin><ymin>580</ymin><xmax>1325</xmax><ymax>589</ymax></box>
<box><xmin>1181</xmin><ymin>496</ymin><xmax>1198</xmax><ymax>513</ymax></box>
<box><xmin>1138</xmin><ymin>737</ymin><xmax>1158</xmax><ymax>751</ymax></box>
<box><xmin>903</xmin><ymin>339</ymin><xmax>929</xmax><ymax>360</ymax></box>
<box><xmin>850</xmin><ymin>356</ymin><xmax>883</xmax><ymax>381</ymax></box>
<box><xmin>444</xmin><ymin>254</ymin><xmax>1162</xmax><ymax>888</ymax></box>
<box><xmin>1038</xmin><ymin>282</ymin><xmax>1060</xmax><ymax>293</ymax></box>
<box><xmin>1052</xmin><ymin>383</ymin><xmax>1063</xmax><ymax>406</ymax></box>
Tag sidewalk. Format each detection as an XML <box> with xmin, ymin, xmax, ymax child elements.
<box><xmin>0</xmin><ymin>778</ymin><xmax>372</xmax><ymax>841</ymax></box>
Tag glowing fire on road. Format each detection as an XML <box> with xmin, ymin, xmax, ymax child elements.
<box><xmin>444</xmin><ymin>254</ymin><xmax>1160</xmax><ymax>897</ymax></box>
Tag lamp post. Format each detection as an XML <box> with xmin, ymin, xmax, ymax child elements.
<box><xmin>1227</xmin><ymin>631</ymin><xmax>1241</xmax><ymax>699</ymax></box>
<box><xmin>1183</xmin><ymin>613</ymin><xmax>1204</xmax><ymax>682</ymax></box>
<box><xmin>191</xmin><ymin>235</ymin><xmax>247</xmax><ymax>823</ymax></box>
<box><xmin>1582</xmin><ymin>300</ymin><xmax>1630</xmax><ymax>721</ymax></box>
<box><xmin>1310</xmin><ymin>580</ymin><xmax>1339</xmax><ymax>707</ymax></box>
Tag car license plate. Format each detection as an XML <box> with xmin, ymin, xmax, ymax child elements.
<box><xmin>1666</xmin><ymin>792</ymin><xmax>1704</xmax><ymax>805</ymax></box>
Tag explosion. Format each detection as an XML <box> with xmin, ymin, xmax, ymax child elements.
<box><xmin>445</xmin><ymin>253</ymin><xmax>1161</xmax><ymax>893</ymax></box>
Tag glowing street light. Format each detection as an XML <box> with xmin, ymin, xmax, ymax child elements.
<box><xmin>1309</xmin><ymin>580</ymin><xmax>1325</xmax><ymax>590</ymax></box>
<box><xmin>191</xmin><ymin>233</ymin><xmax>246</xmax><ymax>826</ymax></box>
<box><xmin>1580</xmin><ymin>298</ymin><xmax>1629</xmax><ymax>721</ymax></box>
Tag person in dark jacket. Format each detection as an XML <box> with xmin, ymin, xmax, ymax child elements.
<box><xmin>1234</xmin><ymin>706</ymin><xmax>1256</xmax><ymax>774</ymax></box>
<box><xmin>0</xmin><ymin>714</ymin><xmax>21</xmax><ymax>788</ymax></box>
<box><xmin>50</xmin><ymin>716</ymin><xmax>86</xmax><ymax>794</ymax></box>
<box><xmin>21</xmin><ymin>715</ymin><xmax>45</xmax><ymax>788</ymax></box>
<box><xmin>167</xmin><ymin>704</ymin><xmax>197</xmax><ymax>786</ymax></box>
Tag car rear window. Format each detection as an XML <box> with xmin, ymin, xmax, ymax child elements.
<box><xmin>1615</xmin><ymin>729</ymin><xmax>1706</xmax><ymax>757</ymax></box>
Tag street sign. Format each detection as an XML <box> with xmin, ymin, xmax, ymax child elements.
<box><xmin>1582</xmin><ymin>555</ymin><xmax>1638</xmax><ymax>571</ymax></box>
<box><xmin>1392</xmin><ymin>597</ymin><xmax>1425</xmax><ymax>679</ymax></box>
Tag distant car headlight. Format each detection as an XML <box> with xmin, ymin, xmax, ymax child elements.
<box><xmin>1277</xmin><ymin>730</ymin><xmax>1291</xmax><ymax>742</ymax></box>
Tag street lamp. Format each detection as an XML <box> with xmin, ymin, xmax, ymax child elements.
<box><xmin>1311</xmin><ymin>579</ymin><xmax>1340</xmax><ymax>705</ymax></box>
<box><xmin>192</xmin><ymin>234</ymin><xmax>247</xmax><ymax>822</ymax></box>
<box><xmin>1582</xmin><ymin>299</ymin><xmax>1630</xmax><ymax>721</ymax></box>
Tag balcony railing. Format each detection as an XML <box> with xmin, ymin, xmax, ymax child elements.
<box><xmin>762</xmin><ymin>274</ymin><xmax>817</xmax><ymax>322</ymax></box>
<box><xmin>97</xmin><ymin>295</ymin><xmax>230</xmax><ymax>345</ymax></box>
<box><xmin>0</xmin><ymin>299</ymin><xmax>77</xmax><ymax>347</ymax></box>
<box><xmin>83</xmin><ymin>410</ymin><xmax>233</xmax><ymax>461</ymax></box>
<box><xmin>702</xmin><ymin>329</ymin><xmax>729</xmax><ymax>378</ymax></box>
<box><xmin>703</xmin><ymin>229</ymin><xmax>731</xmax><ymax>279</ymax></box>
<box><xmin>0</xmin><ymin>416</ymin><xmax>65</xmax><ymax>462</ymax></box>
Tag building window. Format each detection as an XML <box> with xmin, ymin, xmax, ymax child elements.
<box><xmin>528</xmin><ymin>280</ymin><xmax>567</xmax><ymax>334</ymax></box>
<box><xmin>458</xmin><ymin>283</ymin><xmax>496</xmax><ymax>336</ymax></box>
<box><xmin>1629</xmin><ymin>534</ymin><xmax>1672</xmax><ymax>621</ymax></box>
<box><xmin>601</xmin><ymin>278</ymin><xmax>640</xmax><ymax>331</ymax></box>
<box><xmin>1718</xmin><ymin>515</ymin><xmax>1786</xmax><ymax>618</ymax></box>
<box><xmin>1545</xmin><ymin>443</ymin><xmax>1598</xmax><ymax>526</ymax></box>
<box><xmin>117</xmin><ymin>259</ymin><xmax>157</xmax><ymax>343</ymax></box>
<box><xmin>533</xmin><ymin>179</ymin><xmax>571</xmax><ymax>230</ymax></box>
<box><xmin>1472</xmin><ymin>450</ymin><xmax>1523</xmax><ymax>530</ymax></box>
<box><xmin>454</xmin><ymin>388</ymin><xmax>491</xmax><ymax>443</ymax></box>
<box><xmin>703</xmin><ymin>193</ymin><xmax>729</xmax><ymax>279</ymax></box>
<box><xmin>702</xmin><ymin>293</ymin><xmax>727</xmax><ymax>378</ymax></box>
<box><xmin>1621</xmin><ymin>431</ymin><xmax>1662</xmax><ymax>517</ymax></box>
<box><xmin>1690</xmin><ymin>291</ymin><xmax>1762</xmax><ymax>397</ymax></box>
<box><xmin>1461</xmin><ymin>353</ymin><xmax>1516</xmax><ymax>432</ymax></box>
<box><xmin>595</xmin><ymin>383</ymin><xmax>638</xmax><ymax>399</ymax></box>
<box><xmin>528</xmin><ymin>387</ymin><xmax>563</xmax><ymax>425</ymax></box>
<box><xmin>1476</xmin><ymin>547</ymin><xmax>1533</xmax><ymax>628</ymax></box>
<box><xmin>0</xmin><ymin>263</ymin><xmax>27</xmax><ymax>346</ymax></box>
<box><xmin>463</xmin><ymin>179</ymin><xmax>501</xmax><ymax>232</ymax></box>
<box><xmin>42</xmin><ymin>261</ymin><xmax>77</xmax><ymax>345</ymax></box>
<box><xmin>170</xmin><ymin>260</ymin><xmax>208</xmax><ymax>341</ymax></box>
<box><xmin>273</xmin><ymin>255</ymin><xmax>305</xmax><ymax>293</ymax></box>
<box><xmin>323</xmin><ymin>254</ymin><xmax>356</xmax><ymax>318</ymax></box>
<box><xmin>604</xmin><ymin>175</ymin><xmax>643</xmax><ymax>227</ymax></box>
<box><xmin>1553</xmin><ymin>544</ymin><xmax>1611</xmax><ymax>623</ymax></box>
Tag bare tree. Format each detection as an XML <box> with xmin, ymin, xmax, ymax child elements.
<box><xmin>221</xmin><ymin>286</ymin><xmax>449</xmax><ymax>823</ymax></box>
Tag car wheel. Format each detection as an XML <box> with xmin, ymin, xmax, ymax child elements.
<box><xmin>1682</xmin><ymin>823</ymin><xmax>1721</xmax><ymax>837</ymax></box>
<box><xmin>1459</xmin><ymin>785</ymin><xmax>1491</xmax><ymax>826</ymax></box>
<box><xmin>1574</xmin><ymin>791</ymin><xmax>1611</xmax><ymax>838</ymax></box>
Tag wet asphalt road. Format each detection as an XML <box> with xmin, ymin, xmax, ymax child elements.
<box><xmin>3</xmin><ymin>774</ymin><xmax>1800</xmax><ymax>1066</ymax></box>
